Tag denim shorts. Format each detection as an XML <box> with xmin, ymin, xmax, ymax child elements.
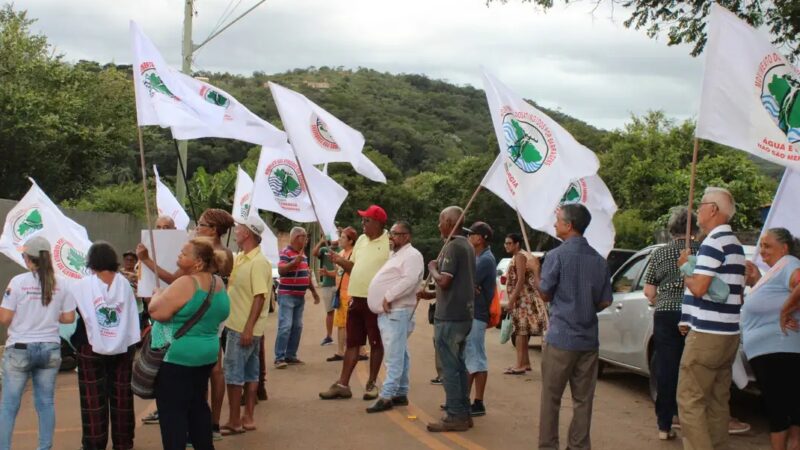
<box><xmin>223</xmin><ymin>328</ymin><xmax>261</xmax><ymax>385</ymax></box>
<box><xmin>464</xmin><ymin>319</ymin><xmax>488</xmax><ymax>374</ymax></box>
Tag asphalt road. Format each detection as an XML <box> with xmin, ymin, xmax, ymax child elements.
<box><xmin>9</xmin><ymin>301</ymin><xmax>771</xmax><ymax>449</ymax></box>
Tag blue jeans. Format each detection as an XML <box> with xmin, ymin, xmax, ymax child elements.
<box><xmin>274</xmin><ymin>295</ymin><xmax>305</xmax><ymax>362</ymax></box>
<box><xmin>0</xmin><ymin>342</ymin><xmax>61</xmax><ymax>450</ymax></box>
<box><xmin>653</xmin><ymin>310</ymin><xmax>685</xmax><ymax>431</ymax></box>
<box><xmin>223</xmin><ymin>329</ymin><xmax>262</xmax><ymax>385</ymax></box>
<box><xmin>377</xmin><ymin>308</ymin><xmax>414</xmax><ymax>399</ymax></box>
<box><xmin>434</xmin><ymin>319</ymin><xmax>472</xmax><ymax>420</ymax></box>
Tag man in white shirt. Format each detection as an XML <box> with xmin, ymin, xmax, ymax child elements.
<box><xmin>365</xmin><ymin>221</ymin><xmax>424</xmax><ymax>413</ymax></box>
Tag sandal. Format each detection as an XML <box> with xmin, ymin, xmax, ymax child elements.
<box><xmin>220</xmin><ymin>425</ymin><xmax>246</xmax><ymax>436</ymax></box>
<box><xmin>504</xmin><ymin>367</ymin><xmax>526</xmax><ymax>375</ymax></box>
<box><xmin>243</xmin><ymin>424</ymin><xmax>257</xmax><ymax>431</ymax></box>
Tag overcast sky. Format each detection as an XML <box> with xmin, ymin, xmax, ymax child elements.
<box><xmin>21</xmin><ymin>0</ymin><xmax>705</xmax><ymax>130</ymax></box>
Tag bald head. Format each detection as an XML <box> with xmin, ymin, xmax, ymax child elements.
<box><xmin>438</xmin><ymin>206</ymin><xmax>464</xmax><ymax>238</ymax></box>
<box><xmin>155</xmin><ymin>216</ymin><xmax>176</xmax><ymax>230</ymax></box>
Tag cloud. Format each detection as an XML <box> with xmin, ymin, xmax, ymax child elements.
<box><xmin>22</xmin><ymin>0</ymin><xmax>704</xmax><ymax>130</ymax></box>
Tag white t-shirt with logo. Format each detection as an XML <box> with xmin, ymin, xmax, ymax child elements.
<box><xmin>2</xmin><ymin>272</ymin><xmax>77</xmax><ymax>347</ymax></box>
<box><xmin>70</xmin><ymin>273</ymin><xmax>140</xmax><ymax>355</ymax></box>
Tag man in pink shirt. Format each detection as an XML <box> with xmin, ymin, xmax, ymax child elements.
<box><xmin>365</xmin><ymin>221</ymin><xmax>424</xmax><ymax>413</ymax></box>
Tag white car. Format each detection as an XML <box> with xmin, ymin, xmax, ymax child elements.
<box><xmin>597</xmin><ymin>244</ymin><xmax>758</xmax><ymax>399</ymax></box>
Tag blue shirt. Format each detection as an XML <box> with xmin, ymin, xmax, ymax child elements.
<box><xmin>741</xmin><ymin>255</ymin><xmax>800</xmax><ymax>359</ymax></box>
<box><xmin>539</xmin><ymin>236</ymin><xmax>612</xmax><ymax>351</ymax></box>
<box><xmin>680</xmin><ymin>225</ymin><xmax>746</xmax><ymax>334</ymax></box>
<box><xmin>473</xmin><ymin>247</ymin><xmax>497</xmax><ymax>323</ymax></box>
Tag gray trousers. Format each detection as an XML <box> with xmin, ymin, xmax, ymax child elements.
<box><xmin>538</xmin><ymin>343</ymin><xmax>599</xmax><ymax>450</ymax></box>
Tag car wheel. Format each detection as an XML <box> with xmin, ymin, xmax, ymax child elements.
<box><xmin>648</xmin><ymin>350</ymin><xmax>658</xmax><ymax>403</ymax></box>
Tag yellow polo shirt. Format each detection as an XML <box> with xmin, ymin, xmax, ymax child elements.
<box><xmin>226</xmin><ymin>247</ymin><xmax>272</xmax><ymax>336</ymax></box>
<box><xmin>347</xmin><ymin>231</ymin><xmax>390</xmax><ymax>298</ymax></box>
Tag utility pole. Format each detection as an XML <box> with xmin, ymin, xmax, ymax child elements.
<box><xmin>175</xmin><ymin>0</ymin><xmax>193</xmax><ymax>204</ymax></box>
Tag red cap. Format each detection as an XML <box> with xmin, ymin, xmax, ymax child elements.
<box><xmin>357</xmin><ymin>205</ymin><xmax>387</xmax><ymax>223</ymax></box>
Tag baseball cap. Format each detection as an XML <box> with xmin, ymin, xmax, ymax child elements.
<box><xmin>21</xmin><ymin>236</ymin><xmax>51</xmax><ymax>257</ymax></box>
<box><xmin>234</xmin><ymin>215</ymin><xmax>266</xmax><ymax>236</ymax></box>
<box><xmin>357</xmin><ymin>205</ymin><xmax>387</xmax><ymax>223</ymax></box>
<box><xmin>463</xmin><ymin>221</ymin><xmax>493</xmax><ymax>240</ymax></box>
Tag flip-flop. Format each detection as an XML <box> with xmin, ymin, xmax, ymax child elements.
<box><xmin>220</xmin><ymin>425</ymin><xmax>245</xmax><ymax>436</ymax></box>
<box><xmin>243</xmin><ymin>424</ymin><xmax>257</xmax><ymax>432</ymax></box>
<box><xmin>504</xmin><ymin>368</ymin><xmax>526</xmax><ymax>375</ymax></box>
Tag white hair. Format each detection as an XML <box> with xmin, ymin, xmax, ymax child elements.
<box><xmin>289</xmin><ymin>226</ymin><xmax>307</xmax><ymax>240</ymax></box>
<box><xmin>702</xmin><ymin>187</ymin><xmax>736</xmax><ymax>221</ymax></box>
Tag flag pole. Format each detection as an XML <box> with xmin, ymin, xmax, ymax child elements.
<box><xmin>516</xmin><ymin>209</ymin><xmax>532</xmax><ymax>252</ymax></box>
<box><xmin>137</xmin><ymin>127</ymin><xmax>160</xmax><ymax>289</ymax></box>
<box><xmin>685</xmin><ymin>138</ymin><xmax>700</xmax><ymax>251</ymax></box>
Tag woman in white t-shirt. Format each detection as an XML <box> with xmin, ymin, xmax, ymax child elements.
<box><xmin>0</xmin><ymin>236</ymin><xmax>76</xmax><ymax>450</ymax></box>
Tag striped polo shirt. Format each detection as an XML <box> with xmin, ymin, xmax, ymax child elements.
<box><xmin>680</xmin><ymin>224</ymin><xmax>746</xmax><ymax>334</ymax></box>
<box><xmin>278</xmin><ymin>246</ymin><xmax>310</xmax><ymax>297</ymax></box>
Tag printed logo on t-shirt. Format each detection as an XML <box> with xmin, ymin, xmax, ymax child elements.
<box><xmin>93</xmin><ymin>297</ymin><xmax>122</xmax><ymax>337</ymax></box>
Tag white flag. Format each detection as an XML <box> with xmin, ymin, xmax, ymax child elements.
<box><xmin>268</xmin><ymin>82</ymin><xmax>386</xmax><ymax>183</ymax></box>
<box><xmin>553</xmin><ymin>175</ymin><xmax>618</xmax><ymax>257</ymax></box>
<box><xmin>233</xmin><ymin>166</ymin><xmax>280</xmax><ymax>266</ymax></box>
<box><xmin>754</xmin><ymin>169</ymin><xmax>800</xmax><ymax>268</ymax></box>
<box><xmin>130</xmin><ymin>21</ymin><xmax>225</xmax><ymax>128</ymax></box>
<box><xmin>0</xmin><ymin>179</ymin><xmax>92</xmax><ymax>279</ymax></box>
<box><xmin>153</xmin><ymin>165</ymin><xmax>190</xmax><ymax>230</ymax></box>
<box><xmin>170</xmin><ymin>73</ymin><xmax>287</xmax><ymax>147</ymax></box>
<box><xmin>695</xmin><ymin>4</ymin><xmax>800</xmax><ymax>168</ymax></box>
<box><xmin>251</xmin><ymin>143</ymin><xmax>347</xmax><ymax>237</ymax></box>
<box><xmin>480</xmin><ymin>69</ymin><xmax>600</xmax><ymax>231</ymax></box>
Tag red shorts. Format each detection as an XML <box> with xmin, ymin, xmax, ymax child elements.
<box><xmin>346</xmin><ymin>297</ymin><xmax>382</xmax><ymax>349</ymax></box>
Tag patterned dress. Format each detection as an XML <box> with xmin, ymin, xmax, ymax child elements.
<box><xmin>507</xmin><ymin>253</ymin><xmax>548</xmax><ymax>336</ymax></box>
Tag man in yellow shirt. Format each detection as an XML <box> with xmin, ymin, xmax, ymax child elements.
<box><xmin>222</xmin><ymin>216</ymin><xmax>272</xmax><ymax>435</ymax></box>
<box><xmin>320</xmin><ymin>205</ymin><xmax>390</xmax><ymax>401</ymax></box>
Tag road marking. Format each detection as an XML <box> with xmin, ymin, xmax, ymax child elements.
<box><xmin>355</xmin><ymin>365</ymin><xmax>486</xmax><ymax>450</ymax></box>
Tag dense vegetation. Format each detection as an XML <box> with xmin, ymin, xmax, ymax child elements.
<box><xmin>0</xmin><ymin>5</ymin><xmax>781</xmax><ymax>260</ymax></box>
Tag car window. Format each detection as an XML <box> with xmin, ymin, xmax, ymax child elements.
<box><xmin>612</xmin><ymin>256</ymin><xmax>647</xmax><ymax>294</ymax></box>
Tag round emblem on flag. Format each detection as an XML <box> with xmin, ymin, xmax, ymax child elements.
<box><xmin>238</xmin><ymin>192</ymin><xmax>252</xmax><ymax>219</ymax></box>
<box><xmin>11</xmin><ymin>207</ymin><xmax>43</xmax><ymax>242</ymax></box>
<box><xmin>200</xmin><ymin>86</ymin><xmax>230</xmax><ymax>108</ymax></box>
<box><xmin>757</xmin><ymin>55</ymin><xmax>800</xmax><ymax>144</ymax></box>
<box><xmin>266</xmin><ymin>160</ymin><xmax>304</xmax><ymax>200</ymax></box>
<box><xmin>560</xmin><ymin>179</ymin><xmax>588</xmax><ymax>205</ymax></box>
<box><xmin>53</xmin><ymin>238</ymin><xmax>87</xmax><ymax>279</ymax></box>
<box><xmin>140</xmin><ymin>62</ymin><xmax>177</xmax><ymax>99</ymax></box>
<box><xmin>501</xmin><ymin>112</ymin><xmax>552</xmax><ymax>173</ymax></box>
<box><xmin>310</xmin><ymin>113</ymin><xmax>340</xmax><ymax>151</ymax></box>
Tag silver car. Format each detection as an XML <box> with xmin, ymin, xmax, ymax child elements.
<box><xmin>597</xmin><ymin>244</ymin><xmax>757</xmax><ymax>399</ymax></box>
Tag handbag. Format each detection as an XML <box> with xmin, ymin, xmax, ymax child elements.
<box><xmin>499</xmin><ymin>311</ymin><xmax>513</xmax><ymax>344</ymax></box>
<box><xmin>132</xmin><ymin>275</ymin><xmax>216</xmax><ymax>399</ymax></box>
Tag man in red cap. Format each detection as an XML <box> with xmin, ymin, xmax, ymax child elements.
<box><xmin>320</xmin><ymin>205</ymin><xmax>390</xmax><ymax>400</ymax></box>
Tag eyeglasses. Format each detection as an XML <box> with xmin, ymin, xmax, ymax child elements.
<box><xmin>697</xmin><ymin>201</ymin><xmax>718</xmax><ymax>210</ymax></box>
<box><xmin>389</xmin><ymin>231</ymin><xmax>408</xmax><ymax>237</ymax></box>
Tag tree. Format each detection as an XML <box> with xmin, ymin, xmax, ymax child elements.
<box><xmin>488</xmin><ymin>0</ymin><xmax>800</xmax><ymax>61</ymax></box>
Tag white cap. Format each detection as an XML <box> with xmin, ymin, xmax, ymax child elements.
<box><xmin>234</xmin><ymin>215</ymin><xmax>266</xmax><ymax>236</ymax></box>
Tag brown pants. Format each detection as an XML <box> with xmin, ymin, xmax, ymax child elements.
<box><xmin>677</xmin><ymin>330</ymin><xmax>739</xmax><ymax>450</ymax></box>
<box><xmin>538</xmin><ymin>343</ymin><xmax>598</xmax><ymax>450</ymax></box>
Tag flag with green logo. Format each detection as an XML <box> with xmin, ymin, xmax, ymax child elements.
<box><xmin>695</xmin><ymin>4</ymin><xmax>800</xmax><ymax>168</ymax></box>
<box><xmin>480</xmin><ymin>69</ymin><xmax>600</xmax><ymax>233</ymax></box>
<box><xmin>233</xmin><ymin>165</ymin><xmax>280</xmax><ymax>266</ymax></box>
<box><xmin>0</xmin><ymin>179</ymin><xmax>92</xmax><ymax>279</ymax></box>
<box><xmin>251</xmin><ymin>143</ymin><xmax>347</xmax><ymax>237</ymax></box>
<box><xmin>153</xmin><ymin>165</ymin><xmax>190</xmax><ymax>230</ymax></box>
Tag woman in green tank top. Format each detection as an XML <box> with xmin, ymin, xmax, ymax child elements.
<box><xmin>148</xmin><ymin>237</ymin><xmax>230</xmax><ymax>450</ymax></box>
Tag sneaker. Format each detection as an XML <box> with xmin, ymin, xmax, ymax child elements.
<box><xmin>319</xmin><ymin>383</ymin><xmax>353</xmax><ymax>400</ymax></box>
<box><xmin>658</xmin><ymin>429</ymin><xmax>677</xmax><ymax>440</ymax></box>
<box><xmin>212</xmin><ymin>424</ymin><xmax>222</xmax><ymax>441</ymax></box>
<box><xmin>470</xmin><ymin>401</ymin><xmax>486</xmax><ymax>417</ymax></box>
<box><xmin>427</xmin><ymin>416</ymin><xmax>470</xmax><ymax>432</ymax></box>
<box><xmin>141</xmin><ymin>410</ymin><xmax>159</xmax><ymax>424</ymax></box>
<box><xmin>363</xmin><ymin>381</ymin><xmax>379</xmax><ymax>400</ymax></box>
<box><xmin>320</xmin><ymin>337</ymin><xmax>334</xmax><ymax>346</ymax></box>
<box><xmin>274</xmin><ymin>360</ymin><xmax>288</xmax><ymax>369</ymax></box>
<box><xmin>728</xmin><ymin>418</ymin><xmax>751</xmax><ymax>435</ymax></box>
<box><xmin>391</xmin><ymin>395</ymin><xmax>409</xmax><ymax>406</ymax></box>
<box><xmin>430</xmin><ymin>376</ymin><xmax>443</xmax><ymax>385</ymax></box>
<box><xmin>366</xmin><ymin>398</ymin><xmax>394</xmax><ymax>413</ymax></box>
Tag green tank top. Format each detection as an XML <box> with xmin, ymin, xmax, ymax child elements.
<box><xmin>151</xmin><ymin>278</ymin><xmax>230</xmax><ymax>367</ymax></box>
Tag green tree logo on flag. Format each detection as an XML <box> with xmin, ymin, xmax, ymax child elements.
<box><xmin>501</xmin><ymin>113</ymin><xmax>550</xmax><ymax>173</ymax></box>
<box><xmin>54</xmin><ymin>238</ymin><xmax>87</xmax><ymax>279</ymax></box>
<box><xmin>201</xmin><ymin>86</ymin><xmax>230</xmax><ymax>108</ymax></box>
<box><xmin>140</xmin><ymin>62</ymin><xmax>178</xmax><ymax>100</ymax></box>
<box><xmin>760</xmin><ymin>62</ymin><xmax>800</xmax><ymax>143</ymax></box>
<box><xmin>560</xmin><ymin>179</ymin><xmax>588</xmax><ymax>205</ymax></box>
<box><xmin>12</xmin><ymin>208</ymin><xmax>43</xmax><ymax>241</ymax></box>
<box><xmin>267</xmin><ymin>162</ymin><xmax>303</xmax><ymax>199</ymax></box>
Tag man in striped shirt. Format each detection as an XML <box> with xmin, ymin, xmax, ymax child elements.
<box><xmin>677</xmin><ymin>187</ymin><xmax>745</xmax><ymax>450</ymax></box>
<box><xmin>274</xmin><ymin>226</ymin><xmax>320</xmax><ymax>368</ymax></box>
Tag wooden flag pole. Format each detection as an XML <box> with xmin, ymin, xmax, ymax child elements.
<box><xmin>516</xmin><ymin>210</ymin><xmax>532</xmax><ymax>252</ymax></box>
<box><xmin>137</xmin><ymin>127</ymin><xmax>160</xmax><ymax>289</ymax></box>
<box><xmin>685</xmin><ymin>138</ymin><xmax>701</xmax><ymax>251</ymax></box>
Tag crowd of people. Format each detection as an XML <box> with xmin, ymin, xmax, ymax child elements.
<box><xmin>1</xmin><ymin>187</ymin><xmax>799</xmax><ymax>449</ymax></box>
